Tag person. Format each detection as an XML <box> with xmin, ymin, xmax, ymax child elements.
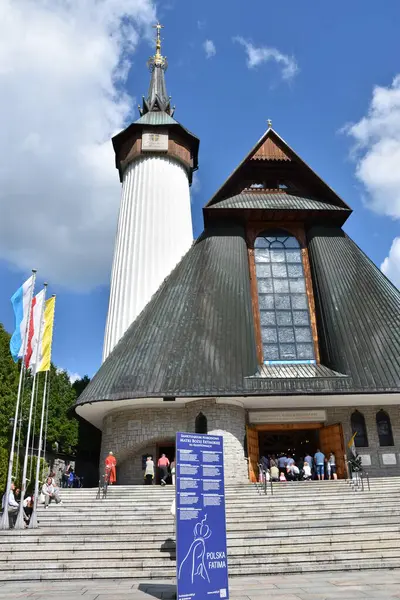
<box><xmin>278</xmin><ymin>454</ymin><xmax>288</xmax><ymax>474</ymax></box>
<box><xmin>68</xmin><ymin>469</ymin><xmax>75</xmax><ymax>488</ymax></box>
<box><xmin>329</xmin><ymin>451</ymin><xmax>338</xmax><ymax>480</ymax></box>
<box><xmin>1</xmin><ymin>482</ymin><xmax>19</xmax><ymax>528</ymax></box>
<box><xmin>270</xmin><ymin>463</ymin><xmax>279</xmax><ymax>481</ymax></box>
<box><xmin>42</xmin><ymin>477</ymin><xmax>62</xmax><ymax>508</ymax></box>
<box><xmin>286</xmin><ymin>455</ymin><xmax>295</xmax><ymax>467</ymax></box>
<box><xmin>144</xmin><ymin>456</ymin><xmax>155</xmax><ymax>485</ymax></box>
<box><xmin>305</xmin><ymin>453</ymin><xmax>313</xmax><ymax>472</ymax></box>
<box><xmin>279</xmin><ymin>471</ymin><xmax>287</xmax><ymax>482</ymax></box>
<box><xmin>261</xmin><ymin>455</ymin><xmax>269</xmax><ymax>471</ymax></box>
<box><xmin>62</xmin><ymin>463</ymin><xmax>71</xmax><ymax>488</ymax></box>
<box><xmin>158</xmin><ymin>453</ymin><xmax>170</xmax><ymax>486</ymax></box>
<box><xmin>314</xmin><ymin>449</ymin><xmax>325</xmax><ymax>481</ymax></box>
<box><xmin>105</xmin><ymin>451</ymin><xmax>117</xmax><ymax>485</ymax></box>
<box><xmin>292</xmin><ymin>463</ymin><xmax>300</xmax><ymax>481</ymax></box>
<box><xmin>171</xmin><ymin>458</ymin><xmax>176</xmax><ymax>486</ymax></box>
<box><xmin>303</xmin><ymin>461</ymin><xmax>312</xmax><ymax>481</ymax></box>
<box><xmin>324</xmin><ymin>457</ymin><xmax>331</xmax><ymax>480</ymax></box>
<box><xmin>285</xmin><ymin>466</ymin><xmax>294</xmax><ymax>482</ymax></box>
<box><xmin>23</xmin><ymin>495</ymin><xmax>34</xmax><ymax>524</ymax></box>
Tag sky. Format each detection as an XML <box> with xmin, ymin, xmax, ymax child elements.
<box><xmin>0</xmin><ymin>0</ymin><xmax>400</xmax><ymax>380</ymax></box>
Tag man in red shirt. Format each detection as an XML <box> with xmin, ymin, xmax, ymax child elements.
<box><xmin>157</xmin><ymin>454</ymin><xmax>170</xmax><ymax>486</ymax></box>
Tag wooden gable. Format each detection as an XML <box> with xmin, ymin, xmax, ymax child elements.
<box><xmin>206</xmin><ymin>128</ymin><xmax>350</xmax><ymax>211</ymax></box>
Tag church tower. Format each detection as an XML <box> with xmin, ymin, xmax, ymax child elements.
<box><xmin>103</xmin><ymin>24</ymin><xmax>199</xmax><ymax>360</ymax></box>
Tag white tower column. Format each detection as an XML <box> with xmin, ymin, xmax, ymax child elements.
<box><xmin>103</xmin><ymin>155</ymin><xmax>193</xmax><ymax>360</ymax></box>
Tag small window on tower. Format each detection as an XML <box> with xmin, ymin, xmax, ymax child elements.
<box><xmin>254</xmin><ymin>230</ymin><xmax>316</xmax><ymax>365</ymax></box>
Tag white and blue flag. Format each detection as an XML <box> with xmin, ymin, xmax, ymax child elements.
<box><xmin>9</xmin><ymin>275</ymin><xmax>35</xmax><ymax>362</ymax></box>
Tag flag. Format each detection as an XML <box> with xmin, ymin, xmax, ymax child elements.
<box><xmin>37</xmin><ymin>296</ymin><xmax>56</xmax><ymax>373</ymax></box>
<box><xmin>10</xmin><ymin>275</ymin><xmax>35</xmax><ymax>362</ymax></box>
<box><xmin>25</xmin><ymin>289</ymin><xmax>46</xmax><ymax>372</ymax></box>
<box><xmin>347</xmin><ymin>431</ymin><xmax>358</xmax><ymax>458</ymax></box>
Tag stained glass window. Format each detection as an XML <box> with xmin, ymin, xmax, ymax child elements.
<box><xmin>376</xmin><ymin>410</ymin><xmax>394</xmax><ymax>447</ymax></box>
<box><xmin>255</xmin><ymin>232</ymin><xmax>316</xmax><ymax>364</ymax></box>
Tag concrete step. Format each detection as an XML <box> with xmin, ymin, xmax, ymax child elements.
<box><xmin>4</xmin><ymin>538</ymin><xmax>400</xmax><ymax>562</ymax></box>
<box><xmin>4</xmin><ymin>548</ymin><xmax>400</xmax><ymax>573</ymax></box>
<box><xmin>4</xmin><ymin>529</ymin><xmax>400</xmax><ymax>551</ymax></box>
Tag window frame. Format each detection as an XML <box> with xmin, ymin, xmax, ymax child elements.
<box><xmin>351</xmin><ymin>410</ymin><xmax>369</xmax><ymax>448</ymax></box>
<box><xmin>376</xmin><ymin>409</ymin><xmax>394</xmax><ymax>447</ymax></box>
<box><xmin>249</xmin><ymin>226</ymin><xmax>319</xmax><ymax>365</ymax></box>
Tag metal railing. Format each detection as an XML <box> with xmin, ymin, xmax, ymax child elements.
<box><xmin>346</xmin><ymin>461</ymin><xmax>370</xmax><ymax>492</ymax></box>
<box><xmin>257</xmin><ymin>463</ymin><xmax>273</xmax><ymax>496</ymax></box>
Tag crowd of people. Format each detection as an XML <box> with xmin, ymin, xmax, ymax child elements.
<box><xmin>259</xmin><ymin>449</ymin><xmax>338</xmax><ymax>482</ymax></box>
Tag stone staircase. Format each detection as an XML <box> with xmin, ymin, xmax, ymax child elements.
<box><xmin>1</xmin><ymin>477</ymin><xmax>400</xmax><ymax>581</ymax></box>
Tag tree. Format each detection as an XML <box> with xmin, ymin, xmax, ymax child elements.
<box><xmin>0</xmin><ymin>323</ymin><xmax>80</xmax><ymax>461</ymax></box>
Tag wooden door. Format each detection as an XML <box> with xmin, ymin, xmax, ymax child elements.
<box><xmin>246</xmin><ymin>426</ymin><xmax>259</xmax><ymax>483</ymax></box>
<box><xmin>319</xmin><ymin>423</ymin><xmax>346</xmax><ymax>479</ymax></box>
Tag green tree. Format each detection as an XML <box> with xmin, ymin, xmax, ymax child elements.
<box><xmin>0</xmin><ymin>324</ymin><xmax>20</xmax><ymax>450</ymax></box>
<box><xmin>0</xmin><ymin>323</ymin><xmax>80</xmax><ymax>464</ymax></box>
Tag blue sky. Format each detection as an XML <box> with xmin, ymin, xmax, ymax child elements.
<box><xmin>1</xmin><ymin>0</ymin><xmax>399</xmax><ymax>379</ymax></box>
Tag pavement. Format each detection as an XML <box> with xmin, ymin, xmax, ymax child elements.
<box><xmin>1</xmin><ymin>570</ymin><xmax>400</xmax><ymax>600</ymax></box>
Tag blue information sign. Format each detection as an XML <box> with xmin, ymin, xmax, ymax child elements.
<box><xmin>176</xmin><ymin>432</ymin><xmax>229</xmax><ymax>600</ymax></box>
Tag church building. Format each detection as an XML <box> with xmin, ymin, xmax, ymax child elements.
<box><xmin>75</xmin><ymin>26</ymin><xmax>400</xmax><ymax>483</ymax></box>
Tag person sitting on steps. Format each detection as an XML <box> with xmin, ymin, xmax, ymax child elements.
<box><xmin>42</xmin><ymin>477</ymin><xmax>62</xmax><ymax>508</ymax></box>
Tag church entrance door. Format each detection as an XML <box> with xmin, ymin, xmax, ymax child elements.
<box><xmin>318</xmin><ymin>423</ymin><xmax>346</xmax><ymax>479</ymax></box>
<box><xmin>246</xmin><ymin>422</ymin><xmax>346</xmax><ymax>481</ymax></box>
<box><xmin>156</xmin><ymin>442</ymin><xmax>175</xmax><ymax>485</ymax></box>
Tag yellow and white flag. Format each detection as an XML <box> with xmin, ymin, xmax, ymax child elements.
<box><xmin>37</xmin><ymin>296</ymin><xmax>56</xmax><ymax>373</ymax></box>
<box><xmin>347</xmin><ymin>431</ymin><xmax>358</xmax><ymax>458</ymax></box>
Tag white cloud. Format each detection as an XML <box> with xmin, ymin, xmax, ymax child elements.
<box><xmin>0</xmin><ymin>0</ymin><xmax>156</xmax><ymax>291</ymax></box>
<box><xmin>381</xmin><ymin>237</ymin><xmax>400</xmax><ymax>289</ymax></box>
<box><xmin>203</xmin><ymin>39</ymin><xmax>216</xmax><ymax>59</ymax></box>
<box><xmin>344</xmin><ymin>75</ymin><xmax>400</xmax><ymax>220</ymax></box>
<box><xmin>68</xmin><ymin>371</ymin><xmax>82</xmax><ymax>384</ymax></box>
<box><xmin>233</xmin><ymin>36</ymin><xmax>298</xmax><ymax>81</ymax></box>
<box><xmin>56</xmin><ymin>368</ymin><xmax>81</xmax><ymax>383</ymax></box>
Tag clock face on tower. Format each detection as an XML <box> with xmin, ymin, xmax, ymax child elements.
<box><xmin>142</xmin><ymin>129</ymin><xmax>169</xmax><ymax>152</ymax></box>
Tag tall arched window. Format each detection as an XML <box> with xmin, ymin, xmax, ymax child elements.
<box><xmin>254</xmin><ymin>231</ymin><xmax>315</xmax><ymax>364</ymax></box>
<box><xmin>376</xmin><ymin>410</ymin><xmax>394</xmax><ymax>446</ymax></box>
<box><xmin>351</xmin><ymin>410</ymin><xmax>369</xmax><ymax>447</ymax></box>
<box><xmin>195</xmin><ymin>412</ymin><xmax>207</xmax><ymax>434</ymax></box>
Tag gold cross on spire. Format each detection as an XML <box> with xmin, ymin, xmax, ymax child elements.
<box><xmin>153</xmin><ymin>22</ymin><xmax>164</xmax><ymax>58</ymax></box>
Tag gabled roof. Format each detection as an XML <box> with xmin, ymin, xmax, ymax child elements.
<box><xmin>206</xmin><ymin>128</ymin><xmax>351</xmax><ymax>211</ymax></box>
<box><xmin>75</xmin><ymin>223</ymin><xmax>400</xmax><ymax>413</ymax></box>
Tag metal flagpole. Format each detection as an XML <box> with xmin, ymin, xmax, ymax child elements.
<box><xmin>30</xmin><ymin>293</ymin><xmax>56</xmax><ymax>529</ymax></box>
<box><xmin>29</xmin><ymin>370</ymin><xmax>49</xmax><ymax>528</ymax></box>
<box><xmin>15</xmin><ymin>284</ymin><xmax>47</xmax><ymax>530</ymax></box>
<box><xmin>0</xmin><ymin>269</ymin><xmax>37</xmax><ymax>530</ymax></box>
<box><xmin>42</xmin><ymin>372</ymin><xmax>51</xmax><ymax>480</ymax></box>
<box><xmin>29</xmin><ymin>374</ymin><xmax>41</xmax><ymax>483</ymax></box>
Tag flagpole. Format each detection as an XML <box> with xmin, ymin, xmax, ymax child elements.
<box><xmin>15</xmin><ymin>283</ymin><xmax>47</xmax><ymax>530</ymax></box>
<box><xmin>29</xmin><ymin>294</ymin><xmax>56</xmax><ymax>529</ymax></box>
<box><xmin>42</xmin><ymin>372</ymin><xmax>51</xmax><ymax>480</ymax></box>
<box><xmin>0</xmin><ymin>270</ymin><xmax>37</xmax><ymax>531</ymax></box>
<box><xmin>29</xmin><ymin>370</ymin><xmax>49</xmax><ymax>528</ymax></box>
<box><xmin>29</xmin><ymin>374</ymin><xmax>41</xmax><ymax>483</ymax></box>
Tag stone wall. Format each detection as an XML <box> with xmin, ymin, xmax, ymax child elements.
<box><xmin>100</xmin><ymin>399</ymin><xmax>248</xmax><ymax>484</ymax></box>
<box><xmin>326</xmin><ymin>405</ymin><xmax>400</xmax><ymax>477</ymax></box>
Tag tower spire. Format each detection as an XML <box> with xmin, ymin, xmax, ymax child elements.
<box><xmin>140</xmin><ymin>22</ymin><xmax>172</xmax><ymax>116</ymax></box>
